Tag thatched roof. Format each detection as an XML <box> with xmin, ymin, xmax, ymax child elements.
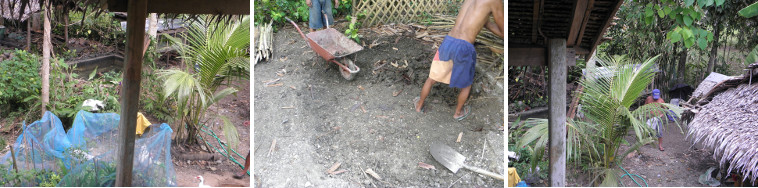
<box><xmin>686</xmin><ymin>66</ymin><xmax>758</xmax><ymax>182</ymax></box>
<box><xmin>1</xmin><ymin>0</ymin><xmax>41</xmax><ymax>21</ymax></box>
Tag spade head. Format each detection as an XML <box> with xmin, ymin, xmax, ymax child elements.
<box><xmin>430</xmin><ymin>143</ymin><xmax>466</xmax><ymax>173</ymax></box>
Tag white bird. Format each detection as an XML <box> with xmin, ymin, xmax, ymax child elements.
<box><xmin>196</xmin><ymin>175</ymin><xmax>211</xmax><ymax>187</ymax></box>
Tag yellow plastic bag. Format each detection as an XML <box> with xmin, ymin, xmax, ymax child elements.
<box><xmin>136</xmin><ymin>112</ymin><xmax>152</xmax><ymax>136</ymax></box>
<box><xmin>508</xmin><ymin>167</ymin><xmax>521</xmax><ymax>187</ymax></box>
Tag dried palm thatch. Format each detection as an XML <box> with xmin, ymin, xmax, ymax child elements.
<box><xmin>686</xmin><ymin>66</ymin><xmax>758</xmax><ymax>182</ymax></box>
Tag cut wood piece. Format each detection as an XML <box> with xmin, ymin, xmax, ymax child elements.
<box><xmin>364</xmin><ymin>168</ymin><xmax>382</xmax><ymax>180</ymax></box>
<box><xmin>330</xmin><ymin>169</ymin><xmax>347</xmax><ymax>175</ymax></box>
<box><xmin>456</xmin><ymin>132</ymin><xmax>463</xmax><ymax>143</ymax></box>
<box><xmin>417</xmin><ymin>162</ymin><xmax>436</xmax><ymax>170</ymax></box>
<box><xmin>327</xmin><ymin>162</ymin><xmax>341</xmax><ymax>174</ymax></box>
<box><xmin>268</xmin><ymin>138</ymin><xmax>277</xmax><ymax>156</ymax></box>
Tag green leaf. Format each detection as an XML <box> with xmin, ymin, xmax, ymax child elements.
<box><xmin>684</xmin><ymin>38</ymin><xmax>695</xmax><ymax>48</ymax></box>
<box><xmin>697</xmin><ymin>37</ymin><xmax>707</xmax><ymax>50</ymax></box>
<box><xmin>681</xmin><ymin>28</ymin><xmax>694</xmax><ymax>39</ymax></box>
<box><xmin>697</xmin><ymin>0</ymin><xmax>707</xmax><ymax>8</ymax></box>
<box><xmin>645</xmin><ymin>16</ymin><xmax>654</xmax><ymax>24</ymax></box>
<box><xmin>683</xmin><ymin>15</ymin><xmax>693</xmax><ymax>26</ymax></box>
<box><xmin>738</xmin><ymin>1</ymin><xmax>758</xmax><ymax>18</ymax></box>
<box><xmin>88</xmin><ymin>66</ymin><xmax>98</xmax><ymax>80</ymax></box>
<box><xmin>645</xmin><ymin>7</ymin><xmax>654</xmax><ymax>17</ymax></box>
<box><xmin>667</xmin><ymin>30</ymin><xmax>682</xmax><ymax>43</ymax></box>
<box><xmin>675</xmin><ymin>14</ymin><xmax>683</xmax><ymax>24</ymax></box>
<box><xmin>707</xmin><ymin>32</ymin><xmax>714</xmax><ymax>41</ymax></box>
<box><xmin>685</xmin><ymin>0</ymin><xmax>695</xmax><ymax>6</ymax></box>
<box><xmin>705</xmin><ymin>0</ymin><xmax>714</xmax><ymax>7</ymax></box>
<box><xmin>746</xmin><ymin>44</ymin><xmax>758</xmax><ymax>65</ymax></box>
<box><xmin>221</xmin><ymin>115</ymin><xmax>240</xmax><ymax>151</ymax></box>
<box><xmin>664</xmin><ymin>6</ymin><xmax>672</xmax><ymax>15</ymax></box>
<box><xmin>657</xmin><ymin>9</ymin><xmax>665</xmax><ymax>18</ymax></box>
<box><xmin>715</xmin><ymin>0</ymin><xmax>724</xmax><ymax>6</ymax></box>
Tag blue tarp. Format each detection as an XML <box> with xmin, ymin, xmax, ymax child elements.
<box><xmin>0</xmin><ymin>110</ymin><xmax>176</xmax><ymax>186</ymax></box>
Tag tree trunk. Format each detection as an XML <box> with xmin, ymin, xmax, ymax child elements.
<box><xmin>677</xmin><ymin>47</ymin><xmax>687</xmax><ymax>83</ymax></box>
<box><xmin>64</xmin><ymin>14</ymin><xmax>68</xmax><ymax>44</ymax></box>
<box><xmin>148</xmin><ymin>13</ymin><xmax>157</xmax><ymax>38</ymax></box>
<box><xmin>41</xmin><ymin>0</ymin><xmax>51</xmax><ymax>116</ymax></box>
<box><xmin>706</xmin><ymin>20</ymin><xmax>721</xmax><ymax>76</ymax></box>
<box><xmin>26</xmin><ymin>20</ymin><xmax>30</xmax><ymax>51</ymax></box>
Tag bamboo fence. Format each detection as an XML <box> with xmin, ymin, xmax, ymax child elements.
<box><xmin>355</xmin><ymin>0</ymin><xmax>462</xmax><ymax>27</ymax></box>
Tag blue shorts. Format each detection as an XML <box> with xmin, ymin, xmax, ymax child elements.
<box><xmin>309</xmin><ymin>0</ymin><xmax>334</xmax><ymax>30</ymax></box>
<box><xmin>430</xmin><ymin>35</ymin><xmax>476</xmax><ymax>88</ymax></box>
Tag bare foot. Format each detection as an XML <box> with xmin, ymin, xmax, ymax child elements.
<box><xmin>414</xmin><ymin>97</ymin><xmax>425</xmax><ymax>113</ymax></box>
<box><xmin>659</xmin><ymin>146</ymin><xmax>664</xmax><ymax>151</ymax></box>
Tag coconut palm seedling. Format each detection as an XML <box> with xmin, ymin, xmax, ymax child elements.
<box><xmin>159</xmin><ymin>16</ymin><xmax>249</xmax><ymax>145</ymax></box>
<box><xmin>518</xmin><ymin>54</ymin><xmax>683</xmax><ymax>186</ymax></box>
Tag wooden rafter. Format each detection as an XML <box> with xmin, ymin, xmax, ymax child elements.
<box><xmin>588</xmin><ymin>0</ymin><xmax>624</xmax><ymax>60</ymax></box>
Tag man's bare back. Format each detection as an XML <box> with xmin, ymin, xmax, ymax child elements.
<box><xmin>448</xmin><ymin>0</ymin><xmax>504</xmax><ymax>43</ymax></box>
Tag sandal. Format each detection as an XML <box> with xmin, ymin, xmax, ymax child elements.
<box><xmin>413</xmin><ymin>97</ymin><xmax>426</xmax><ymax>113</ymax></box>
<box><xmin>454</xmin><ymin>105</ymin><xmax>471</xmax><ymax>121</ymax></box>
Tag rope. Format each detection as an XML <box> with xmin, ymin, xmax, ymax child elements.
<box><xmin>618</xmin><ymin>162</ymin><xmax>648</xmax><ymax>187</ymax></box>
<box><xmin>189</xmin><ymin>124</ymin><xmax>250</xmax><ymax>176</ymax></box>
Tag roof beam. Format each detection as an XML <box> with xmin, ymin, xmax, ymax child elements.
<box><xmin>588</xmin><ymin>0</ymin><xmax>624</xmax><ymax>60</ymax></box>
<box><xmin>531</xmin><ymin>0</ymin><xmax>541</xmax><ymax>43</ymax></box>
<box><xmin>108</xmin><ymin>0</ymin><xmax>249</xmax><ymax>14</ymax></box>
<box><xmin>508</xmin><ymin>47</ymin><xmax>577</xmax><ymax>67</ymax></box>
<box><xmin>567</xmin><ymin>0</ymin><xmax>588</xmax><ymax>46</ymax></box>
<box><xmin>575</xmin><ymin>0</ymin><xmax>595</xmax><ymax>48</ymax></box>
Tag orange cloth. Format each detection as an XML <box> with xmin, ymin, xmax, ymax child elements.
<box><xmin>428</xmin><ymin>51</ymin><xmax>453</xmax><ymax>84</ymax></box>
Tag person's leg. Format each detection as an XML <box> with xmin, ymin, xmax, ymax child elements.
<box><xmin>454</xmin><ymin>85</ymin><xmax>471</xmax><ymax>118</ymax></box>
<box><xmin>323</xmin><ymin>0</ymin><xmax>334</xmax><ymax>28</ymax></box>
<box><xmin>657</xmin><ymin>118</ymin><xmax>664</xmax><ymax>151</ymax></box>
<box><xmin>417</xmin><ymin>78</ymin><xmax>436</xmax><ymax>112</ymax></box>
<box><xmin>308</xmin><ymin>0</ymin><xmax>324</xmax><ymax>32</ymax></box>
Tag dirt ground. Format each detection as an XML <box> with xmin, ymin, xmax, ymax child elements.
<box><xmin>253</xmin><ymin>23</ymin><xmax>505</xmax><ymax>187</ymax></box>
<box><xmin>565</xmin><ymin>123</ymin><xmax>719</xmax><ymax>187</ymax></box>
<box><xmin>173</xmin><ymin>80</ymin><xmax>251</xmax><ymax>187</ymax></box>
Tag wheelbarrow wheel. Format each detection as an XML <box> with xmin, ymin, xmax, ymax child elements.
<box><xmin>340</xmin><ymin>59</ymin><xmax>357</xmax><ymax>80</ymax></box>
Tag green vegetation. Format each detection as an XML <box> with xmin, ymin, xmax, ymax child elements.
<box><xmin>254</xmin><ymin>0</ymin><xmax>353</xmax><ymax>26</ymax></box>
<box><xmin>0</xmin><ymin>50</ymin><xmax>41</xmax><ymax>110</ymax></box>
<box><xmin>519</xmin><ymin>55</ymin><xmax>682</xmax><ymax>186</ymax></box>
<box><xmin>160</xmin><ymin>16</ymin><xmax>249</xmax><ymax>144</ymax></box>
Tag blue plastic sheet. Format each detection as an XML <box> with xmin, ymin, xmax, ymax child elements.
<box><xmin>0</xmin><ymin>110</ymin><xmax>176</xmax><ymax>186</ymax></box>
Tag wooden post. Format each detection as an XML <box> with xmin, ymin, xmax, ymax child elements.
<box><xmin>115</xmin><ymin>0</ymin><xmax>148</xmax><ymax>186</ymax></box>
<box><xmin>548</xmin><ymin>38</ymin><xmax>567</xmax><ymax>187</ymax></box>
<box><xmin>10</xmin><ymin>146</ymin><xmax>18</xmax><ymax>173</ymax></box>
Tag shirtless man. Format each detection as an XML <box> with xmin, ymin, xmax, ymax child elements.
<box><xmin>414</xmin><ymin>0</ymin><xmax>503</xmax><ymax>121</ymax></box>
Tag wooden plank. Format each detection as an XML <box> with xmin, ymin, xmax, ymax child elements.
<box><xmin>115</xmin><ymin>0</ymin><xmax>148</xmax><ymax>186</ymax></box>
<box><xmin>531</xmin><ymin>0</ymin><xmax>541</xmax><ymax>43</ymax></box>
<box><xmin>107</xmin><ymin>0</ymin><xmax>249</xmax><ymax>14</ymax></box>
<box><xmin>547</xmin><ymin>38</ymin><xmax>567</xmax><ymax>187</ymax></box>
<box><xmin>508</xmin><ymin>47</ymin><xmax>577</xmax><ymax>67</ymax></box>
<box><xmin>567</xmin><ymin>0</ymin><xmax>588</xmax><ymax>46</ymax></box>
<box><xmin>509</xmin><ymin>47</ymin><xmax>545</xmax><ymax>66</ymax></box>
<box><xmin>575</xmin><ymin>0</ymin><xmax>595</xmax><ymax>48</ymax></box>
<box><xmin>588</xmin><ymin>0</ymin><xmax>624</xmax><ymax>60</ymax></box>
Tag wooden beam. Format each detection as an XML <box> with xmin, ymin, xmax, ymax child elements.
<box><xmin>108</xmin><ymin>0</ymin><xmax>249</xmax><ymax>14</ymax></box>
<box><xmin>531</xmin><ymin>0</ymin><xmax>541</xmax><ymax>43</ymax></box>
<box><xmin>575</xmin><ymin>0</ymin><xmax>595</xmax><ymax>48</ymax></box>
<box><xmin>115</xmin><ymin>0</ymin><xmax>147</xmax><ymax>186</ymax></box>
<box><xmin>508</xmin><ymin>47</ymin><xmax>577</xmax><ymax>66</ymax></box>
<box><xmin>567</xmin><ymin>0</ymin><xmax>588</xmax><ymax>46</ymax></box>
<box><xmin>548</xmin><ymin>38</ymin><xmax>567</xmax><ymax>187</ymax></box>
<box><xmin>588</xmin><ymin>0</ymin><xmax>624</xmax><ymax>60</ymax></box>
<box><xmin>509</xmin><ymin>47</ymin><xmax>545</xmax><ymax>66</ymax></box>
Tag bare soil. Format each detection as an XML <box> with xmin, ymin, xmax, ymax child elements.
<box><xmin>565</xmin><ymin>123</ymin><xmax>719</xmax><ymax>187</ymax></box>
<box><xmin>253</xmin><ymin>23</ymin><xmax>504</xmax><ymax>187</ymax></box>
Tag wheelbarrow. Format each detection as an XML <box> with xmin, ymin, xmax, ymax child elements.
<box><xmin>286</xmin><ymin>16</ymin><xmax>362</xmax><ymax>80</ymax></box>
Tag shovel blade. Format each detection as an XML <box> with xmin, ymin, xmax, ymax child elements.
<box><xmin>430</xmin><ymin>143</ymin><xmax>466</xmax><ymax>173</ymax></box>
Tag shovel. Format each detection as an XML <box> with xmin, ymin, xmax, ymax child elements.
<box><xmin>430</xmin><ymin>143</ymin><xmax>504</xmax><ymax>181</ymax></box>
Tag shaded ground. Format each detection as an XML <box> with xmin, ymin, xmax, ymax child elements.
<box><xmin>565</xmin><ymin>123</ymin><xmax>719</xmax><ymax>187</ymax></box>
<box><xmin>174</xmin><ymin>80</ymin><xmax>251</xmax><ymax>187</ymax></box>
<box><xmin>254</xmin><ymin>23</ymin><xmax>504</xmax><ymax>187</ymax></box>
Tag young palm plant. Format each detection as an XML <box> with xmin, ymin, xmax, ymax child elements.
<box><xmin>518</xmin><ymin>54</ymin><xmax>683</xmax><ymax>186</ymax></box>
<box><xmin>159</xmin><ymin>16</ymin><xmax>250</xmax><ymax>144</ymax></box>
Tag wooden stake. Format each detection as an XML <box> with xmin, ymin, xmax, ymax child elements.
<box><xmin>9</xmin><ymin>146</ymin><xmax>18</xmax><ymax>173</ymax></box>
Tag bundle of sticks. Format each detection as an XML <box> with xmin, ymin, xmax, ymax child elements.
<box><xmin>254</xmin><ymin>20</ymin><xmax>273</xmax><ymax>65</ymax></box>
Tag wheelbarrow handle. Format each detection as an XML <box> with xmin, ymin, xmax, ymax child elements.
<box><xmin>285</xmin><ymin>17</ymin><xmax>309</xmax><ymax>41</ymax></box>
